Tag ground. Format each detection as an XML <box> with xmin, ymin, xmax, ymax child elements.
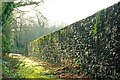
<box><xmin>2</xmin><ymin>53</ymin><xmax>92</xmax><ymax>79</ymax></box>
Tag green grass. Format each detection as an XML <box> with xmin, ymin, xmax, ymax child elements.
<box><xmin>2</xmin><ymin>54</ymin><xmax>55</xmax><ymax>79</ymax></box>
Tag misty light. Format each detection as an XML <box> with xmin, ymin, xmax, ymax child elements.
<box><xmin>16</xmin><ymin>0</ymin><xmax>119</xmax><ymax>26</ymax></box>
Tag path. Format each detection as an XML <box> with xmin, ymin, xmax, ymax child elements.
<box><xmin>8</xmin><ymin>53</ymin><xmax>57</xmax><ymax>79</ymax></box>
<box><xmin>7</xmin><ymin>53</ymin><xmax>91</xmax><ymax>79</ymax></box>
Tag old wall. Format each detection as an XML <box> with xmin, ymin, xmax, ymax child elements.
<box><xmin>29</xmin><ymin>2</ymin><xmax>120</xmax><ymax>79</ymax></box>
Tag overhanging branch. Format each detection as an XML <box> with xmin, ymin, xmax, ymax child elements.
<box><xmin>16</xmin><ymin>0</ymin><xmax>43</xmax><ymax>7</ymax></box>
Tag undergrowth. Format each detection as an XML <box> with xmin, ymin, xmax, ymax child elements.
<box><xmin>2</xmin><ymin>55</ymin><xmax>20</xmax><ymax>78</ymax></box>
<box><xmin>2</xmin><ymin>54</ymin><xmax>55</xmax><ymax>79</ymax></box>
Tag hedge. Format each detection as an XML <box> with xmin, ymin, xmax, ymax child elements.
<box><xmin>29</xmin><ymin>2</ymin><xmax>120</xmax><ymax>79</ymax></box>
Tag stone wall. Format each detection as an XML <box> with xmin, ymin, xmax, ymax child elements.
<box><xmin>29</xmin><ymin>2</ymin><xmax>120</xmax><ymax>79</ymax></box>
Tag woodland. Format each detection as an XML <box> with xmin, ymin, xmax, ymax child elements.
<box><xmin>1</xmin><ymin>1</ymin><xmax>71</xmax><ymax>79</ymax></box>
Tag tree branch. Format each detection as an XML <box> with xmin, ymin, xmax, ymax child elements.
<box><xmin>16</xmin><ymin>1</ymin><xmax>43</xmax><ymax>7</ymax></box>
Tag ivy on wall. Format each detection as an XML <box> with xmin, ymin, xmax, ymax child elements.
<box><xmin>92</xmin><ymin>11</ymin><xmax>101</xmax><ymax>36</ymax></box>
<box><xmin>29</xmin><ymin>2</ymin><xmax>120</xmax><ymax>79</ymax></box>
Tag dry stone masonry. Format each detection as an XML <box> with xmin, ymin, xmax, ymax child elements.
<box><xmin>29</xmin><ymin>2</ymin><xmax>120</xmax><ymax>79</ymax></box>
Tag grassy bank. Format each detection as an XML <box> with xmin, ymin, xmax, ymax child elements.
<box><xmin>2</xmin><ymin>54</ymin><xmax>55</xmax><ymax>79</ymax></box>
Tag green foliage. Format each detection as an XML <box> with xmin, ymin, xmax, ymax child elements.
<box><xmin>75</xmin><ymin>59</ymin><xmax>81</xmax><ymax>65</ymax></box>
<box><xmin>92</xmin><ymin>11</ymin><xmax>101</xmax><ymax>36</ymax></box>
<box><xmin>2</xmin><ymin>54</ymin><xmax>55</xmax><ymax>78</ymax></box>
<box><xmin>1</xmin><ymin>1</ymin><xmax>63</xmax><ymax>54</ymax></box>
<box><xmin>2</xmin><ymin>55</ymin><xmax>20</xmax><ymax>78</ymax></box>
<box><xmin>92</xmin><ymin>23</ymin><xmax>97</xmax><ymax>35</ymax></box>
<box><xmin>2</xmin><ymin>2</ymin><xmax>15</xmax><ymax>54</ymax></box>
<box><xmin>29</xmin><ymin>2</ymin><xmax>120</xmax><ymax>79</ymax></box>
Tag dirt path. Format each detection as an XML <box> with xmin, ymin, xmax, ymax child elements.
<box><xmin>8</xmin><ymin>53</ymin><xmax>91</xmax><ymax>79</ymax></box>
<box><xmin>8</xmin><ymin>53</ymin><xmax>57</xmax><ymax>79</ymax></box>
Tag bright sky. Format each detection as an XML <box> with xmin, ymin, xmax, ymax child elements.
<box><xmin>18</xmin><ymin>0</ymin><xmax>119</xmax><ymax>26</ymax></box>
<box><xmin>42</xmin><ymin>0</ymin><xmax>119</xmax><ymax>25</ymax></box>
